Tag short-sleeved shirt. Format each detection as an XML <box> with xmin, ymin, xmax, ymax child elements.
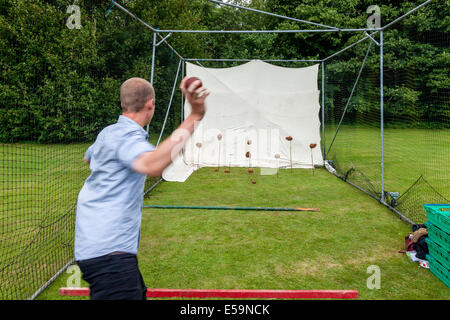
<box><xmin>74</xmin><ymin>115</ymin><xmax>155</xmax><ymax>261</ymax></box>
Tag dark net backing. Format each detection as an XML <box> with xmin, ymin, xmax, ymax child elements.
<box><xmin>0</xmin><ymin>2</ymin><xmax>158</xmax><ymax>299</ymax></box>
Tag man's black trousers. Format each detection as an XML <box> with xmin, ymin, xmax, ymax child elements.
<box><xmin>77</xmin><ymin>252</ymin><xmax>147</xmax><ymax>300</ymax></box>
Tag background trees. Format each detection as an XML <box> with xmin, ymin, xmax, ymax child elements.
<box><xmin>0</xmin><ymin>0</ymin><xmax>448</xmax><ymax>142</ymax></box>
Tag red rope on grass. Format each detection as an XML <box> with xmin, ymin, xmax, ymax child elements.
<box><xmin>58</xmin><ymin>287</ymin><xmax>358</xmax><ymax>299</ymax></box>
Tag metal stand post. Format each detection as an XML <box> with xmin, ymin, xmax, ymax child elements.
<box><xmin>147</xmin><ymin>32</ymin><xmax>157</xmax><ymax>134</ymax></box>
<box><xmin>321</xmin><ymin>61</ymin><xmax>325</xmax><ymax>160</ymax></box>
<box><xmin>380</xmin><ymin>31</ymin><xmax>385</xmax><ymax>203</ymax></box>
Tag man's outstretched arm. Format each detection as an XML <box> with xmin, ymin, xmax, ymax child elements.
<box><xmin>132</xmin><ymin>77</ymin><xmax>209</xmax><ymax>177</ymax></box>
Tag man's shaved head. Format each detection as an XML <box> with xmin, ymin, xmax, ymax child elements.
<box><xmin>120</xmin><ymin>78</ymin><xmax>155</xmax><ymax>113</ymax></box>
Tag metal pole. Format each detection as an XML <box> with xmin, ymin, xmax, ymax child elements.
<box><xmin>157</xmin><ymin>59</ymin><xmax>182</xmax><ymax>146</ymax></box>
<box><xmin>323</xmin><ymin>31</ymin><xmax>375</xmax><ymax>62</ymax></box>
<box><xmin>111</xmin><ymin>0</ymin><xmax>184</xmax><ymax>60</ymax></box>
<box><xmin>144</xmin><ymin>178</ymin><xmax>163</xmax><ymax>197</ymax></box>
<box><xmin>207</xmin><ymin>0</ymin><xmax>338</xmax><ymax>30</ymax></box>
<box><xmin>147</xmin><ymin>32</ymin><xmax>157</xmax><ymax>134</ymax></box>
<box><xmin>154</xmin><ymin>28</ymin><xmax>379</xmax><ymax>34</ymax></box>
<box><xmin>321</xmin><ymin>61</ymin><xmax>325</xmax><ymax>160</ymax></box>
<box><xmin>184</xmin><ymin>58</ymin><xmax>322</xmax><ymax>62</ymax></box>
<box><xmin>181</xmin><ymin>59</ymin><xmax>185</xmax><ymax>123</ymax></box>
<box><xmin>380</xmin><ymin>31</ymin><xmax>385</xmax><ymax>204</ymax></box>
<box><xmin>155</xmin><ymin>33</ymin><xmax>172</xmax><ymax>47</ymax></box>
<box><xmin>325</xmin><ymin>41</ymin><xmax>373</xmax><ymax>158</ymax></box>
<box><xmin>150</xmin><ymin>32</ymin><xmax>157</xmax><ymax>85</ymax></box>
<box><xmin>324</xmin><ymin>166</ymin><xmax>414</xmax><ymax>225</ymax></box>
<box><xmin>323</xmin><ymin>0</ymin><xmax>432</xmax><ymax>62</ymax></box>
<box><xmin>381</xmin><ymin>0</ymin><xmax>432</xmax><ymax>31</ymax></box>
<box><xmin>29</xmin><ymin>258</ymin><xmax>75</xmax><ymax>300</ymax></box>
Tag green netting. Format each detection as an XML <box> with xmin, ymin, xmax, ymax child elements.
<box><xmin>383</xmin><ymin>3</ymin><xmax>450</xmax><ymax>223</ymax></box>
<box><xmin>324</xmin><ymin>38</ymin><xmax>382</xmax><ymax>199</ymax></box>
<box><xmin>1</xmin><ymin>0</ymin><xmax>448</xmax><ymax>301</ymax></box>
<box><xmin>0</xmin><ymin>0</ymin><xmax>188</xmax><ymax>299</ymax></box>
<box><xmin>324</xmin><ymin>1</ymin><xmax>449</xmax><ymax>224</ymax></box>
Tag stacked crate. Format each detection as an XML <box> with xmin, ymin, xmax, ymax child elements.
<box><xmin>424</xmin><ymin>204</ymin><xmax>450</xmax><ymax>288</ymax></box>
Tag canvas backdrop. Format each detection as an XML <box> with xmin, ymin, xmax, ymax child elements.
<box><xmin>163</xmin><ymin>60</ymin><xmax>323</xmax><ymax>182</ymax></box>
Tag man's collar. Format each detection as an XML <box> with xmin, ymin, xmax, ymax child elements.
<box><xmin>118</xmin><ymin>115</ymin><xmax>149</xmax><ymax>139</ymax></box>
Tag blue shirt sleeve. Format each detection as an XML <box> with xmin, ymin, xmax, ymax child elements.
<box><xmin>117</xmin><ymin>131</ymin><xmax>155</xmax><ymax>168</ymax></box>
<box><xmin>85</xmin><ymin>143</ymin><xmax>95</xmax><ymax>162</ymax></box>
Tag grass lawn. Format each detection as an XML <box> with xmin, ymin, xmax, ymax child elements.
<box><xmin>325</xmin><ymin>126</ymin><xmax>450</xmax><ymax>222</ymax></box>
<box><xmin>38</xmin><ymin>167</ymin><xmax>449</xmax><ymax>300</ymax></box>
<box><xmin>2</xmin><ymin>129</ymin><xmax>449</xmax><ymax>300</ymax></box>
<box><xmin>0</xmin><ymin>142</ymin><xmax>90</xmax><ymax>299</ymax></box>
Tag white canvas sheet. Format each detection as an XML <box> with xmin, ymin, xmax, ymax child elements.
<box><xmin>163</xmin><ymin>60</ymin><xmax>323</xmax><ymax>182</ymax></box>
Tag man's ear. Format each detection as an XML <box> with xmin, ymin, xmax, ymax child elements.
<box><xmin>147</xmin><ymin>98</ymin><xmax>155</xmax><ymax>110</ymax></box>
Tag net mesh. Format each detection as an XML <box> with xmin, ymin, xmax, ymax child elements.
<box><xmin>383</xmin><ymin>2</ymin><xmax>450</xmax><ymax>223</ymax></box>
<box><xmin>0</xmin><ymin>2</ymin><xmax>154</xmax><ymax>299</ymax></box>
<box><xmin>324</xmin><ymin>38</ymin><xmax>382</xmax><ymax>199</ymax></box>
<box><xmin>0</xmin><ymin>0</ymin><xmax>448</xmax><ymax>300</ymax></box>
<box><xmin>0</xmin><ymin>89</ymin><xmax>93</xmax><ymax>299</ymax></box>
<box><xmin>324</xmin><ymin>1</ymin><xmax>449</xmax><ymax>224</ymax></box>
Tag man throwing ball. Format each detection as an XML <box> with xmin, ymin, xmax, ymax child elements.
<box><xmin>75</xmin><ymin>77</ymin><xmax>208</xmax><ymax>300</ymax></box>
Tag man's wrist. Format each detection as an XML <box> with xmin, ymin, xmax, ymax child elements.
<box><xmin>188</xmin><ymin>112</ymin><xmax>204</xmax><ymax>121</ymax></box>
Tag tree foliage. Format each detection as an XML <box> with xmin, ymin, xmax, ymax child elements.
<box><xmin>0</xmin><ymin>0</ymin><xmax>448</xmax><ymax>142</ymax></box>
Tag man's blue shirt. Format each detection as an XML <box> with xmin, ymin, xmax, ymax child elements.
<box><xmin>75</xmin><ymin>115</ymin><xmax>154</xmax><ymax>261</ymax></box>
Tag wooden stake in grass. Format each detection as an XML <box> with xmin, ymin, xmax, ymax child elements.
<box><xmin>224</xmin><ymin>152</ymin><xmax>231</xmax><ymax>173</ymax></box>
<box><xmin>274</xmin><ymin>153</ymin><xmax>280</xmax><ymax>178</ymax></box>
<box><xmin>309</xmin><ymin>143</ymin><xmax>317</xmax><ymax>176</ymax></box>
<box><xmin>247</xmin><ymin>139</ymin><xmax>253</xmax><ymax>174</ymax></box>
<box><xmin>245</xmin><ymin>151</ymin><xmax>251</xmax><ymax>168</ymax></box>
<box><xmin>215</xmin><ymin>133</ymin><xmax>223</xmax><ymax>172</ymax></box>
<box><xmin>285</xmin><ymin>136</ymin><xmax>293</xmax><ymax>171</ymax></box>
<box><xmin>245</xmin><ymin>151</ymin><xmax>255</xmax><ymax>184</ymax></box>
<box><xmin>195</xmin><ymin>142</ymin><xmax>202</xmax><ymax>170</ymax></box>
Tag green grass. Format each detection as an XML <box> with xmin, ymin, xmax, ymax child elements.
<box><xmin>2</xmin><ymin>129</ymin><xmax>449</xmax><ymax>300</ymax></box>
<box><xmin>325</xmin><ymin>126</ymin><xmax>450</xmax><ymax>222</ymax></box>
<box><xmin>38</xmin><ymin>167</ymin><xmax>449</xmax><ymax>300</ymax></box>
<box><xmin>0</xmin><ymin>142</ymin><xmax>90</xmax><ymax>299</ymax></box>
<box><xmin>326</xmin><ymin>126</ymin><xmax>450</xmax><ymax>194</ymax></box>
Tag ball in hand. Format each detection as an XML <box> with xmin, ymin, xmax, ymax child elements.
<box><xmin>185</xmin><ymin>77</ymin><xmax>202</xmax><ymax>90</ymax></box>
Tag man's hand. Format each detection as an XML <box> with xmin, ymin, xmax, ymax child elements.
<box><xmin>132</xmin><ymin>79</ymin><xmax>210</xmax><ymax>177</ymax></box>
<box><xmin>180</xmin><ymin>76</ymin><xmax>210</xmax><ymax>118</ymax></box>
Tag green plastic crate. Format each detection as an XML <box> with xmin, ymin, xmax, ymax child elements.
<box><xmin>424</xmin><ymin>204</ymin><xmax>450</xmax><ymax>234</ymax></box>
<box><xmin>426</xmin><ymin>255</ymin><xmax>450</xmax><ymax>288</ymax></box>
<box><xmin>425</xmin><ymin>222</ymin><xmax>450</xmax><ymax>252</ymax></box>
<box><xmin>426</xmin><ymin>238</ymin><xmax>450</xmax><ymax>270</ymax></box>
